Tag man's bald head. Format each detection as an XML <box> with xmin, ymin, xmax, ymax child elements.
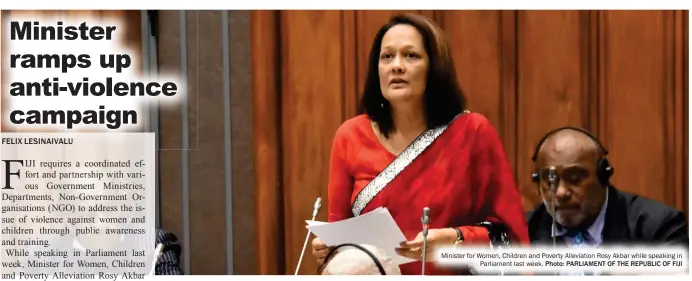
<box><xmin>535</xmin><ymin>129</ymin><xmax>602</xmax><ymax>166</ymax></box>
<box><xmin>534</xmin><ymin>128</ymin><xmax>608</xmax><ymax>229</ymax></box>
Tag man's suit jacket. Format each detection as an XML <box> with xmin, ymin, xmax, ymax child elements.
<box><xmin>155</xmin><ymin>228</ymin><xmax>183</xmax><ymax>275</ymax></box>
<box><xmin>526</xmin><ymin>185</ymin><xmax>689</xmax><ymax>247</ymax></box>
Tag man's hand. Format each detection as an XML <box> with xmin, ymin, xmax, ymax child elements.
<box><xmin>395</xmin><ymin>228</ymin><xmax>458</xmax><ymax>261</ymax></box>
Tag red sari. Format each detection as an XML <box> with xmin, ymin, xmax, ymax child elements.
<box><xmin>327</xmin><ymin>112</ymin><xmax>529</xmax><ymax>275</ymax></box>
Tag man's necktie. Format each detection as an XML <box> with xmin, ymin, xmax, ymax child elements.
<box><xmin>565</xmin><ymin>230</ymin><xmax>586</xmax><ymax>276</ymax></box>
<box><xmin>571</xmin><ymin>231</ymin><xmax>585</xmax><ymax>247</ymax></box>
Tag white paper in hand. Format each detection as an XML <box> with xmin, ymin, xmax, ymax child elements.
<box><xmin>306</xmin><ymin>207</ymin><xmax>415</xmax><ymax>265</ymax></box>
<box><xmin>305</xmin><ymin>220</ymin><xmax>328</xmax><ymax>227</ymax></box>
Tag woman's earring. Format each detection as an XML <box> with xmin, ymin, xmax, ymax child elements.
<box><xmin>380</xmin><ymin>103</ymin><xmax>384</xmax><ymax>108</ymax></box>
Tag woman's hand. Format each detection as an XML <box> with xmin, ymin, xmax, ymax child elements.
<box><xmin>311</xmin><ymin>237</ymin><xmax>333</xmax><ymax>266</ymax></box>
<box><xmin>395</xmin><ymin>228</ymin><xmax>458</xmax><ymax>261</ymax></box>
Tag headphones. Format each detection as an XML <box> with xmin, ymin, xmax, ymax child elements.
<box><xmin>530</xmin><ymin>126</ymin><xmax>614</xmax><ymax>186</ymax></box>
<box><xmin>319</xmin><ymin>244</ymin><xmax>387</xmax><ymax>275</ymax></box>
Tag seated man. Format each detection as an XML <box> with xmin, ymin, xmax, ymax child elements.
<box><xmin>155</xmin><ymin>228</ymin><xmax>184</xmax><ymax>275</ymax></box>
<box><xmin>526</xmin><ymin>127</ymin><xmax>688</xmax><ymax>248</ymax></box>
<box><xmin>321</xmin><ymin>244</ymin><xmax>400</xmax><ymax>275</ymax></box>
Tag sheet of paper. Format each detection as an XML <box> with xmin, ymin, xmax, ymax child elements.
<box><xmin>305</xmin><ymin>220</ymin><xmax>328</xmax><ymax>226</ymax></box>
<box><xmin>306</xmin><ymin>208</ymin><xmax>415</xmax><ymax>265</ymax></box>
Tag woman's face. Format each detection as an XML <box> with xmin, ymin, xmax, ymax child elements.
<box><xmin>378</xmin><ymin>24</ymin><xmax>429</xmax><ymax>104</ymax></box>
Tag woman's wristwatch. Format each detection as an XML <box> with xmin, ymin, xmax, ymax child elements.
<box><xmin>451</xmin><ymin>227</ymin><xmax>464</xmax><ymax>248</ymax></box>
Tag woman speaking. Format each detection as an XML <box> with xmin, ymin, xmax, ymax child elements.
<box><xmin>311</xmin><ymin>14</ymin><xmax>529</xmax><ymax>275</ymax></box>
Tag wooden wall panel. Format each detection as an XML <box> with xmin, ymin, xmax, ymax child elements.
<box><xmin>683</xmin><ymin>11</ymin><xmax>689</xmax><ymax>211</ymax></box>
<box><xmin>157</xmin><ymin>10</ymin><xmax>258</xmax><ymax>275</ymax></box>
<box><xmin>516</xmin><ymin>11</ymin><xmax>594</xmax><ymax>209</ymax></box>
<box><xmin>279</xmin><ymin>10</ymin><xmax>348</xmax><ymax>275</ymax></box>
<box><xmin>156</xmin><ymin>11</ymin><xmax>185</xmax><ymax>265</ymax></box>
<box><xmin>185</xmin><ymin>11</ymin><xmax>229</xmax><ymax>274</ymax></box>
<box><xmin>440</xmin><ymin>11</ymin><xmax>504</xmax><ymax>125</ymax></box>
<box><xmin>674</xmin><ymin>10</ymin><xmax>687</xmax><ymax>214</ymax></box>
<box><xmin>251</xmin><ymin>11</ymin><xmax>285</xmax><ymax>275</ymax></box>
<box><xmin>673</xmin><ymin>10</ymin><xmax>687</xmax><ymax>213</ymax></box>
<box><xmin>438</xmin><ymin>10</ymin><xmax>518</xmax><ymax>178</ymax></box>
<box><xmin>228</xmin><ymin>10</ymin><xmax>259</xmax><ymax>275</ymax></box>
<box><xmin>341</xmin><ymin>11</ymin><xmax>358</xmax><ymax>118</ymax></box>
<box><xmin>599</xmin><ymin>10</ymin><xmax>686</xmax><ymax>210</ymax></box>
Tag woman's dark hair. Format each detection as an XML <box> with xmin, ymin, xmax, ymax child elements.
<box><xmin>360</xmin><ymin>14</ymin><xmax>467</xmax><ymax>138</ymax></box>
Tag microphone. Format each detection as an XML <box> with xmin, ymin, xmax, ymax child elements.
<box><xmin>548</xmin><ymin>166</ymin><xmax>557</xmax><ymax>248</ymax></box>
<box><xmin>312</xmin><ymin>197</ymin><xmax>322</xmax><ymax>219</ymax></box>
<box><xmin>295</xmin><ymin>197</ymin><xmax>322</xmax><ymax>275</ymax></box>
<box><xmin>421</xmin><ymin>207</ymin><xmax>430</xmax><ymax>275</ymax></box>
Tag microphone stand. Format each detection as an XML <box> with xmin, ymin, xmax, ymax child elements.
<box><xmin>295</xmin><ymin>197</ymin><xmax>322</xmax><ymax>275</ymax></box>
<box><xmin>548</xmin><ymin>166</ymin><xmax>557</xmax><ymax>248</ymax></box>
<box><xmin>548</xmin><ymin>167</ymin><xmax>558</xmax><ymax>276</ymax></box>
<box><xmin>421</xmin><ymin>207</ymin><xmax>430</xmax><ymax>276</ymax></box>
